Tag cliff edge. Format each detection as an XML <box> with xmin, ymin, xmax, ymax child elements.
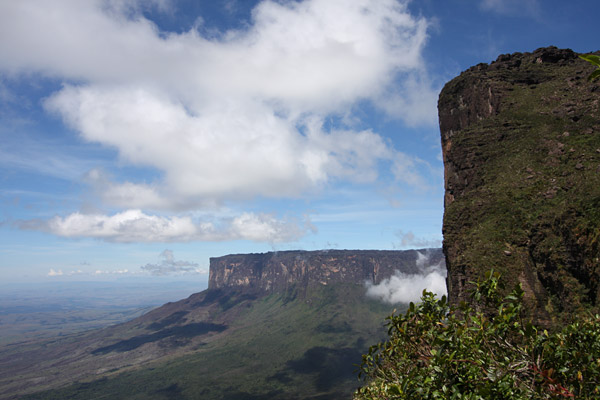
<box><xmin>209</xmin><ymin>249</ymin><xmax>444</xmax><ymax>293</ymax></box>
<box><xmin>439</xmin><ymin>46</ymin><xmax>600</xmax><ymax>325</ymax></box>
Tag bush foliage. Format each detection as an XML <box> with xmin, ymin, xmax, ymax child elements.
<box><xmin>579</xmin><ymin>54</ymin><xmax>600</xmax><ymax>81</ymax></box>
<box><xmin>355</xmin><ymin>270</ymin><xmax>600</xmax><ymax>399</ymax></box>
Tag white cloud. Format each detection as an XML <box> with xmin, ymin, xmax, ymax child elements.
<box><xmin>47</xmin><ymin>268</ymin><xmax>90</xmax><ymax>277</ymax></box>
<box><xmin>47</xmin><ymin>267</ymin><xmax>132</xmax><ymax>277</ymax></box>
<box><xmin>46</xmin><ymin>88</ymin><xmax>398</xmax><ymax>207</ymax></box>
<box><xmin>366</xmin><ymin>251</ymin><xmax>446</xmax><ymax>303</ymax></box>
<box><xmin>366</xmin><ymin>269</ymin><xmax>446</xmax><ymax>303</ymax></box>
<box><xmin>1</xmin><ymin>0</ymin><xmax>429</xmax><ymax>109</ymax></box>
<box><xmin>141</xmin><ymin>249</ymin><xmax>206</xmax><ymax>275</ymax></box>
<box><xmin>47</xmin><ymin>268</ymin><xmax>64</xmax><ymax>276</ymax></box>
<box><xmin>0</xmin><ymin>0</ymin><xmax>435</xmax><ymax>214</ymax></box>
<box><xmin>94</xmin><ymin>268</ymin><xmax>130</xmax><ymax>275</ymax></box>
<box><xmin>25</xmin><ymin>209</ymin><xmax>306</xmax><ymax>243</ymax></box>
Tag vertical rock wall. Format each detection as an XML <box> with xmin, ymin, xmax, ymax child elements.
<box><xmin>439</xmin><ymin>47</ymin><xmax>600</xmax><ymax>325</ymax></box>
<box><xmin>208</xmin><ymin>249</ymin><xmax>444</xmax><ymax>293</ymax></box>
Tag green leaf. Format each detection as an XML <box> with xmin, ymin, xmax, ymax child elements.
<box><xmin>589</xmin><ymin>69</ymin><xmax>600</xmax><ymax>82</ymax></box>
<box><xmin>580</xmin><ymin>54</ymin><xmax>600</xmax><ymax>81</ymax></box>
<box><xmin>579</xmin><ymin>54</ymin><xmax>600</xmax><ymax>67</ymax></box>
<box><xmin>388</xmin><ymin>384</ymin><xmax>402</xmax><ymax>395</ymax></box>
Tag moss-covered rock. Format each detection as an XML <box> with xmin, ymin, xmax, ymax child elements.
<box><xmin>439</xmin><ymin>46</ymin><xmax>600</xmax><ymax>327</ymax></box>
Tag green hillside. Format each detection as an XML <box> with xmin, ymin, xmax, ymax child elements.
<box><xmin>22</xmin><ymin>284</ymin><xmax>398</xmax><ymax>400</ymax></box>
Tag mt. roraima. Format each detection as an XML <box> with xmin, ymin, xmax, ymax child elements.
<box><xmin>209</xmin><ymin>249</ymin><xmax>438</xmax><ymax>292</ymax></box>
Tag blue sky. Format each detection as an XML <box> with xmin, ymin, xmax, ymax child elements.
<box><xmin>0</xmin><ymin>0</ymin><xmax>598</xmax><ymax>283</ymax></box>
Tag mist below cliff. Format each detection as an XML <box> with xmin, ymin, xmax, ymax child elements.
<box><xmin>365</xmin><ymin>250</ymin><xmax>447</xmax><ymax>304</ymax></box>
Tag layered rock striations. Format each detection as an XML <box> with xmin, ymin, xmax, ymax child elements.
<box><xmin>209</xmin><ymin>249</ymin><xmax>444</xmax><ymax>293</ymax></box>
<box><xmin>439</xmin><ymin>47</ymin><xmax>600</xmax><ymax>325</ymax></box>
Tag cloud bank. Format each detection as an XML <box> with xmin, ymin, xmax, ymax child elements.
<box><xmin>366</xmin><ymin>251</ymin><xmax>447</xmax><ymax>304</ymax></box>
<box><xmin>0</xmin><ymin>0</ymin><xmax>437</xmax><ymax>242</ymax></box>
<box><xmin>21</xmin><ymin>209</ymin><xmax>307</xmax><ymax>243</ymax></box>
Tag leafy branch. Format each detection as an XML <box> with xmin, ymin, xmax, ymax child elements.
<box><xmin>579</xmin><ymin>54</ymin><xmax>600</xmax><ymax>81</ymax></box>
<box><xmin>354</xmin><ymin>270</ymin><xmax>600</xmax><ymax>399</ymax></box>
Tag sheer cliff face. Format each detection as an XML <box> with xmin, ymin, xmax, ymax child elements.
<box><xmin>209</xmin><ymin>249</ymin><xmax>444</xmax><ymax>292</ymax></box>
<box><xmin>439</xmin><ymin>47</ymin><xmax>600</xmax><ymax>325</ymax></box>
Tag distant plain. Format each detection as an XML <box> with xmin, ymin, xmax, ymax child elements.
<box><xmin>0</xmin><ymin>280</ymin><xmax>207</xmax><ymax>345</ymax></box>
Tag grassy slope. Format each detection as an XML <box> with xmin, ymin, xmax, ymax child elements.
<box><xmin>23</xmin><ymin>284</ymin><xmax>399</xmax><ymax>400</ymax></box>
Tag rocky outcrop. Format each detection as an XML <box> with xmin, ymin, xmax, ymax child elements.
<box><xmin>209</xmin><ymin>249</ymin><xmax>444</xmax><ymax>293</ymax></box>
<box><xmin>439</xmin><ymin>47</ymin><xmax>600</xmax><ymax>325</ymax></box>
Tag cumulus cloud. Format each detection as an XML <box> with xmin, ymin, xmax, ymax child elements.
<box><xmin>0</xmin><ymin>0</ymin><xmax>429</xmax><ymax>105</ymax></box>
<box><xmin>366</xmin><ymin>251</ymin><xmax>446</xmax><ymax>303</ymax></box>
<box><xmin>48</xmin><ymin>96</ymin><xmax>397</xmax><ymax>208</ymax></box>
<box><xmin>21</xmin><ymin>209</ymin><xmax>306</xmax><ymax>243</ymax></box>
<box><xmin>0</xmin><ymin>0</ymin><xmax>435</xmax><ymax>214</ymax></box>
<box><xmin>47</xmin><ymin>268</ymin><xmax>64</xmax><ymax>277</ymax></box>
<box><xmin>141</xmin><ymin>249</ymin><xmax>206</xmax><ymax>275</ymax></box>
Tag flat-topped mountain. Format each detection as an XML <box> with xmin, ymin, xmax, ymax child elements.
<box><xmin>439</xmin><ymin>46</ymin><xmax>600</xmax><ymax>325</ymax></box>
<box><xmin>209</xmin><ymin>249</ymin><xmax>443</xmax><ymax>292</ymax></box>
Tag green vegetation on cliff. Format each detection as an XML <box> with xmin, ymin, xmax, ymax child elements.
<box><xmin>439</xmin><ymin>47</ymin><xmax>600</xmax><ymax>325</ymax></box>
<box><xmin>580</xmin><ymin>54</ymin><xmax>600</xmax><ymax>81</ymax></box>
<box><xmin>353</xmin><ymin>47</ymin><xmax>600</xmax><ymax>400</ymax></box>
<box><xmin>354</xmin><ymin>271</ymin><xmax>600</xmax><ymax>399</ymax></box>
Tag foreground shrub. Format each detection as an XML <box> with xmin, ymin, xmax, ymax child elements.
<box><xmin>579</xmin><ymin>53</ymin><xmax>600</xmax><ymax>81</ymax></box>
<box><xmin>355</xmin><ymin>270</ymin><xmax>600</xmax><ymax>399</ymax></box>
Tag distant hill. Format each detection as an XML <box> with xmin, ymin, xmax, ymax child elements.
<box><xmin>439</xmin><ymin>46</ymin><xmax>600</xmax><ymax>326</ymax></box>
<box><xmin>1</xmin><ymin>248</ymin><xmax>443</xmax><ymax>399</ymax></box>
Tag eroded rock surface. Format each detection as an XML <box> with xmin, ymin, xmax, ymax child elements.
<box><xmin>439</xmin><ymin>46</ymin><xmax>600</xmax><ymax>325</ymax></box>
<box><xmin>209</xmin><ymin>249</ymin><xmax>444</xmax><ymax>293</ymax></box>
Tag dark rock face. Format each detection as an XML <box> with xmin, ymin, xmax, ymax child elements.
<box><xmin>209</xmin><ymin>249</ymin><xmax>444</xmax><ymax>293</ymax></box>
<box><xmin>439</xmin><ymin>47</ymin><xmax>600</xmax><ymax>325</ymax></box>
